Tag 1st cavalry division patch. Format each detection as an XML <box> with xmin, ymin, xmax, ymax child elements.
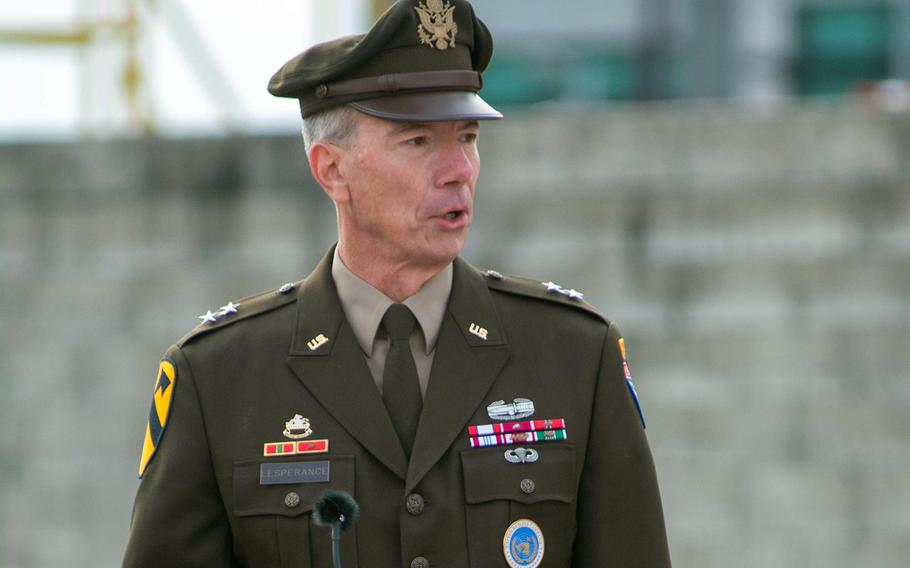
<box><xmin>138</xmin><ymin>358</ymin><xmax>177</xmax><ymax>477</ymax></box>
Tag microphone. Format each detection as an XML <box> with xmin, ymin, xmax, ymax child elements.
<box><xmin>313</xmin><ymin>489</ymin><xmax>360</xmax><ymax>568</ymax></box>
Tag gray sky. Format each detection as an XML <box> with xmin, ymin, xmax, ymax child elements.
<box><xmin>0</xmin><ymin>0</ymin><xmax>368</xmax><ymax>140</ymax></box>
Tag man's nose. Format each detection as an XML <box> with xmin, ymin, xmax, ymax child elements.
<box><xmin>436</xmin><ymin>141</ymin><xmax>476</xmax><ymax>188</ymax></box>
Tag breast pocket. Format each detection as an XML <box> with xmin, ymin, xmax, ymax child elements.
<box><xmin>461</xmin><ymin>444</ymin><xmax>577</xmax><ymax>567</ymax></box>
<box><xmin>232</xmin><ymin>456</ymin><xmax>358</xmax><ymax>568</ymax></box>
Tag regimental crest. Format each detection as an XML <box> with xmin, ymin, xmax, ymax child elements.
<box><xmin>414</xmin><ymin>0</ymin><xmax>457</xmax><ymax>51</ymax></box>
<box><xmin>283</xmin><ymin>414</ymin><xmax>313</xmax><ymax>439</ymax></box>
<box><xmin>139</xmin><ymin>359</ymin><xmax>177</xmax><ymax>477</ymax></box>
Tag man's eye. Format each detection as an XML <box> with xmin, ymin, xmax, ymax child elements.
<box><xmin>461</xmin><ymin>132</ymin><xmax>478</xmax><ymax>143</ymax></box>
<box><xmin>406</xmin><ymin>136</ymin><xmax>428</xmax><ymax>146</ymax></box>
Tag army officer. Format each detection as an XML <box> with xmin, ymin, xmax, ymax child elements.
<box><xmin>123</xmin><ymin>1</ymin><xmax>671</xmax><ymax>566</ymax></box>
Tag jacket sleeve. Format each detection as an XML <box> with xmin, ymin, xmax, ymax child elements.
<box><xmin>122</xmin><ymin>344</ymin><xmax>235</xmax><ymax>567</ymax></box>
<box><xmin>573</xmin><ymin>322</ymin><xmax>672</xmax><ymax>566</ymax></box>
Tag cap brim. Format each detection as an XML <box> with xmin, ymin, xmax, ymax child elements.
<box><xmin>349</xmin><ymin>91</ymin><xmax>502</xmax><ymax>121</ymax></box>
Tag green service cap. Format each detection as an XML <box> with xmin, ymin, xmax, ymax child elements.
<box><xmin>268</xmin><ymin>0</ymin><xmax>502</xmax><ymax>121</ymax></box>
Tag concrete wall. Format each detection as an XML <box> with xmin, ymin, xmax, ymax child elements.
<box><xmin>1</xmin><ymin>100</ymin><xmax>908</xmax><ymax>567</ymax></box>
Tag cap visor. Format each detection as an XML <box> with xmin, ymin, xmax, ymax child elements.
<box><xmin>349</xmin><ymin>91</ymin><xmax>502</xmax><ymax>121</ymax></box>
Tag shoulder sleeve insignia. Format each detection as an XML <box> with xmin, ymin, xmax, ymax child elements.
<box><xmin>138</xmin><ymin>358</ymin><xmax>177</xmax><ymax>477</ymax></box>
<box><xmin>618</xmin><ymin>337</ymin><xmax>646</xmax><ymax>429</ymax></box>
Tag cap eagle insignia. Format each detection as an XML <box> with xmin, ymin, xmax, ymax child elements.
<box><xmin>415</xmin><ymin>0</ymin><xmax>457</xmax><ymax>51</ymax></box>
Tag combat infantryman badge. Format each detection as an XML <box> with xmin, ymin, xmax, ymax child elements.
<box><xmin>283</xmin><ymin>414</ymin><xmax>313</xmax><ymax>439</ymax></box>
<box><xmin>138</xmin><ymin>359</ymin><xmax>177</xmax><ymax>477</ymax></box>
<box><xmin>503</xmin><ymin>519</ymin><xmax>545</xmax><ymax>568</ymax></box>
<box><xmin>414</xmin><ymin>0</ymin><xmax>457</xmax><ymax>50</ymax></box>
<box><xmin>487</xmin><ymin>398</ymin><xmax>535</xmax><ymax>421</ymax></box>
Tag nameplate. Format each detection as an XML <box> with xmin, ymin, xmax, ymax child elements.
<box><xmin>260</xmin><ymin>461</ymin><xmax>330</xmax><ymax>485</ymax></box>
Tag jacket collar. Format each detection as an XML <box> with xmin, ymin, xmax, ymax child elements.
<box><xmin>287</xmin><ymin>248</ymin><xmax>510</xmax><ymax>485</ymax></box>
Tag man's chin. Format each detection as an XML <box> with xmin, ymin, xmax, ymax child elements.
<box><xmin>423</xmin><ymin>235</ymin><xmax>467</xmax><ymax>266</ymax></box>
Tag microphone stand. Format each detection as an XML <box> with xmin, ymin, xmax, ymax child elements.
<box><xmin>331</xmin><ymin>515</ymin><xmax>344</xmax><ymax>568</ymax></box>
<box><xmin>313</xmin><ymin>490</ymin><xmax>358</xmax><ymax>568</ymax></box>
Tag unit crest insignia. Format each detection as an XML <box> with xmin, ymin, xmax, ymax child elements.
<box><xmin>283</xmin><ymin>414</ymin><xmax>313</xmax><ymax>439</ymax></box>
<box><xmin>414</xmin><ymin>0</ymin><xmax>457</xmax><ymax>51</ymax></box>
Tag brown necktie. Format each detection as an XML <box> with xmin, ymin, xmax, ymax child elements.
<box><xmin>381</xmin><ymin>303</ymin><xmax>422</xmax><ymax>458</ymax></box>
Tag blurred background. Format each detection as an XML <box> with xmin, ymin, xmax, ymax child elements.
<box><xmin>1</xmin><ymin>0</ymin><xmax>909</xmax><ymax>566</ymax></box>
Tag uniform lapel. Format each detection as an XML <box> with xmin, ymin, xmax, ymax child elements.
<box><xmin>286</xmin><ymin>249</ymin><xmax>408</xmax><ymax>480</ymax></box>
<box><xmin>406</xmin><ymin>258</ymin><xmax>510</xmax><ymax>493</ymax></box>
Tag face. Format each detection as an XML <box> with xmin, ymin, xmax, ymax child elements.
<box><xmin>336</xmin><ymin>112</ymin><xmax>481</xmax><ymax>269</ymax></box>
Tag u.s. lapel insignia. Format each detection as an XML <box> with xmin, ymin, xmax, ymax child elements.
<box><xmin>283</xmin><ymin>414</ymin><xmax>313</xmax><ymax>439</ymax></box>
<box><xmin>138</xmin><ymin>358</ymin><xmax>177</xmax><ymax>477</ymax></box>
<box><xmin>307</xmin><ymin>333</ymin><xmax>329</xmax><ymax>351</ymax></box>
<box><xmin>414</xmin><ymin>0</ymin><xmax>457</xmax><ymax>51</ymax></box>
<box><xmin>487</xmin><ymin>398</ymin><xmax>535</xmax><ymax>421</ymax></box>
<box><xmin>503</xmin><ymin>519</ymin><xmax>545</xmax><ymax>568</ymax></box>
<box><xmin>468</xmin><ymin>323</ymin><xmax>488</xmax><ymax>340</ymax></box>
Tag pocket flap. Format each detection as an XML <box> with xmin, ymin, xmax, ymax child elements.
<box><xmin>233</xmin><ymin>456</ymin><xmax>354</xmax><ymax>517</ymax></box>
<box><xmin>460</xmin><ymin>444</ymin><xmax>576</xmax><ymax>505</ymax></box>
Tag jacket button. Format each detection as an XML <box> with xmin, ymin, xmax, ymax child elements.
<box><xmin>284</xmin><ymin>492</ymin><xmax>300</xmax><ymax>508</ymax></box>
<box><xmin>520</xmin><ymin>478</ymin><xmax>536</xmax><ymax>494</ymax></box>
<box><xmin>410</xmin><ymin>557</ymin><xmax>430</xmax><ymax>568</ymax></box>
<box><xmin>405</xmin><ymin>493</ymin><xmax>425</xmax><ymax>515</ymax></box>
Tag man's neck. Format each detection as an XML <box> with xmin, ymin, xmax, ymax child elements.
<box><xmin>337</xmin><ymin>241</ymin><xmax>450</xmax><ymax>302</ymax></box>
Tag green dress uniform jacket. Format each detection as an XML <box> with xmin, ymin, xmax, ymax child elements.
<box><xmin>123</xmin><ymin>249</ymin><xmax>671</xmax><ymax>567</ymax></box>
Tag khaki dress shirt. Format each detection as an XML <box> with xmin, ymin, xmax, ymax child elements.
<box><xmin>331</xmin><ymin>246</ymin><xmax>452</xmax><ymax>398</ymax></box>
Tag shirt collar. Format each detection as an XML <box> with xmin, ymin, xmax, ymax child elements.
<box><xmin>331</xmin><ymin>246</ymin><xmax>453</xmax><ymax>357</ymax></box>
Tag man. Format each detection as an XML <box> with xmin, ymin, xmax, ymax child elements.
<box><xmin>123</xmin><ymin>1</ymin><xmax>671</xmax><ymax>566</ymax></box>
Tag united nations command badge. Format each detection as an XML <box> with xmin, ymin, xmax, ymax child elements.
<box><xmin>503</xmin><ymin>519</ymin><xmax>545</xmax><ymax>568</ymax></box>
<box><xmin>138</xmin><ymin>359</ymin><xmax>177</xmax><ymax>477</ymax></box>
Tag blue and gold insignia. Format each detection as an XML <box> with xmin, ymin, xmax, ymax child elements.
<box><xmin>138</xmin><ymin>359</ymin><xmax>177</xmax><ymax>477</ymax></box>
<box><xmin>503</xmin><ymin>519</ymin><xmax>545</xmax><ymax>568</ymax></box>
<box><xmin>619</xmin><ymin>338</ymin><xmax>646</xmax><ymax>429</ymax></box>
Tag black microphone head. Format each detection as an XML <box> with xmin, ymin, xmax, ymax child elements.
<box><xmin>313</xmin><ymin>489</ymin><xmax>360</xmax><ymax>530</ymax></box>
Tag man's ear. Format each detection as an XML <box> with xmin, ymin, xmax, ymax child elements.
<box><xmin>308</xmin><ymin>141</ymin><xmax>351</xmax><ymax>204</ymax></box>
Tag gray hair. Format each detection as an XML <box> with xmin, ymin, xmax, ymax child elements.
<box><xmin>301</xmin><ymin>105</ymin><xmax>359</xmax><ymax>155</ymax></box>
